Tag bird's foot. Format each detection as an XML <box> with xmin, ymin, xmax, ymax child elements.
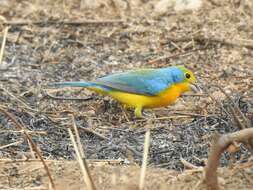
<box><xmin>134</xmin><ymin>106</ymin><xmax>143</xmax><ymax>118</ymax></box>
<box><xmin>134</xmin><ymin>107</ymin><xmax>156</xmax><ymax>119</ymax></box>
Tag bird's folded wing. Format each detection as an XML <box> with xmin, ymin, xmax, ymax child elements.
<box><xmin>95</xmin><ymin>69</ymin><xmax>174</xmax><ymax>96</ymax></box>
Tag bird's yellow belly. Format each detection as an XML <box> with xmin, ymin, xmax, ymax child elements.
<box><xmin>108</xmin><ymin>84</ymin><xmax>181</xmax><ymax>108</ymax></box>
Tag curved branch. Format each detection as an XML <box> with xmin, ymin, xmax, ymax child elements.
<box><xmin>204</xmin><ymin>128</ymin><xmax>253</xmax><ymax>190</ymax></box>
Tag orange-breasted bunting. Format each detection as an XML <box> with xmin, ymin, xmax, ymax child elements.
<box><xmin>50</xmin><ymin>66</ymin><xmax>197</xmax><ymax>117</ymax></box>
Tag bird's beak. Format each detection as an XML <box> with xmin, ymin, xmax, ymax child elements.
<box><xmin>189</xmin><ymin>83</ymin><xmax>201</xmax><ymax>93</ymax></box>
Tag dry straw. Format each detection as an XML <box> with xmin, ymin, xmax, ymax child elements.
<box><xmin>68</xmin><ymin>127</ymin><xmax>96</xmax><ymax>190</ymax></box>
<box><xmin>0</xmin><ymin>26</ymin><xmax>9</xmax><ymax>64</ymax></box>
<box><xmin>139</xmin><ymin>129</ymin><xmax>151</xmax><ymax>190</ymax></box>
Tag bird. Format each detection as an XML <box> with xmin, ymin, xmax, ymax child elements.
<box><xmin>49</xmin><ymin>66</ymin><xmax>198</xmax><ymax>118</ymax></box>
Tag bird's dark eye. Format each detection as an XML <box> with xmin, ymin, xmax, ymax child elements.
<box><xmin>185</xmin><ymin>73</ymin><xmax>191</xmax><ymax>79</ymax></box>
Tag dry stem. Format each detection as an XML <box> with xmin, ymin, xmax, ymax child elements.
<box><xmin>44</xmin><ymin>90</ymin><xmax>93</xmax><ymax>101</ymax></box>
<box><xmin>0</xmin><ymin>140</ymin><xmax>23</xmax><ymax>150</ymax></box>
<box><xmin>163</xmin><ymin>36</ymin><xmax>253</xmax><ymax>50</ymax></box>
<box><xmin>139</xmin><ymin>129</ymin><xmax>151</xmax><ymax>190</ymax></box>
<box><xmin>71</xmin><ymin>115</ymin><xmax>85</xmax><ymax>158</ymax></box>
<box><xmin>148</xmin><ymin>47</ymin><xmax>209</xmax><ymax>64</ymax></box>
<box><xmin>180</xmin><ymin>157</ymin><xmax>201</xmax><ymax>170</ymax></box>
<box><xmin>68</xmin><ymin>128</ymin><xmax>96</xmax><ymax>190</ymax></box>
<box><xmin>0</xmin><ymin>27</ymin><xmax>9</xmax><ymax>65</ymax></box>
<box><xmin>204</xmin><ymin>128</ymin><xmax>253</xmax><ymax>190</ymax></box>
<box><xmin>4</xmin><ymin>20</ymin><xmax>124</xmax><ymax>26</ymax></box>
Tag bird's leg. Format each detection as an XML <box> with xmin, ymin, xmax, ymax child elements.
<box><xmin>134</xmin><ymin>106</ymin><xmax>143</xmax><ymax>118</ymax></box>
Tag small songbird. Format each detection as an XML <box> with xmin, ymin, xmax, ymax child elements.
<box><xmin>50</xmin><ymin>66</ymin><xmax>198</xmax><ymax>117</ymax></box>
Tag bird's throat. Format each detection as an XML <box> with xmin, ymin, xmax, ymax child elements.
<box><xmin>175</xmin><ymin>82</ymin><xmax>190</xmax><ymax>93</ymax></box>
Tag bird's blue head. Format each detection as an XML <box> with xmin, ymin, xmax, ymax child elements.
<box><xmin>163</xmin><ymin>66</ymin><xmax>197</xmax><ymax>92</ymax></box>
<box><xmin>167</xmin><ymin>66</ymin><xmax>196</xmax><ymax>84</ymax></box>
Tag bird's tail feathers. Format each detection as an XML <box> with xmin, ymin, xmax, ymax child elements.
<box><xmin>49</xmin><ymin>81</ymin><xmax>95</xmax><ymax>88</ymax></box>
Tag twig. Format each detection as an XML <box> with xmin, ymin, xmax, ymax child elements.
<box><xmin>125</xmin><ymin>115</ymin><xmax>200</xmax><ymax>124</ymax></box>
<box><xmin>241</xmin><ymin>171</ymin><xmax>253</xmax><ymax>185</ymax></box>
<box><xmin>204</xmin><ymin>128</ymin><xmax>253</xmax><ymax>190</ymax></box>
<box><xmin>215</xmin><ymin>85</ymin><xmax>251</xmax><ymax>128</ymax></box>
<box><xmin>0</xmin><ymin>186</ymin><xmax>48</xmax><ymax>190</ymax></box>
<box><xmin>199</xmin><ymin>83</ymin><xmax>231</xmax><ymax>120</ymax></box>
<box><xmin>139</xmin><ymin>129</ymin><xmax>151</xmax><ymax>190</ymax></box>
<box><xmin>68</xmin><ymin>128</ymin><xmax>96</xmax><ymax>190</ymax></box>
<box><xmin>4</xmin><ymin>20</ymin><xmax>124</xmax><ymax>26</ymax></box>
<box><xmin>44</xmin><ymin>90</ymin><xmax>93</xmax><ymax>101</ymax></box>
<box><xmin>0</xmin><ymin>158</ymin><xmax>124</xmax><ymax>164</ymax></box>
<box><xmin>79</xmin><ymin>126</ymin><xmax>108</xmax><ymax>140</ymax></box>
<box><xmin>26</xmin><ymin>135</ymin><xmax>36</xmax><ymax>159</ymax></box>
<box><xmin>205</xmin><ymin>84</ymin><xmax>253</xmax><ymax>152</ymax></box>
<box><xmin>0</xmin><ymin>108</ymin><xmax>56</xmax><ymax>190</ymax></box>
<box><xmin>0</xmin><ymin>27</ymin><xmax>9</xmax><ymax>65</ymax></box>
<box><xmin>182</xmin><ymin>93</ymin><xmax>208</xmax><ymax>97</ymax></box>
<box><xmin>125</xmin><ymin>145</ymin><xmax>143</xmax><ymax>157</ymax></box>
<box><xmin>162</xmin><ymin>36</ymin><xmax>253</xmax><ymax>49</ymax></box>
<box><xmin>71</xmin><ymin>115</ymin><xmax>85</xmax><ymax>158</ymax></box>
<box><xmin>180</xmin><ymin>158</ymin><xmax>201</xmax><ymax>170</ymax></box>
<box><xmin>207</xmin><ymin>0</ymin><xmax>222</xmax><ymax>6</ymax></box>
<box><xmin>0</xmin><ymin>87</ymin><xmax>37</xmax><ymax>112</ymax></box>
<box><xmin>204</xmin><ymin>85</ymin><xmax>245</xmax><ymax>130</ymax></box>
<box><xmin>0</xmin><ymin>140</ymin><xmax>23</xmax><ymax>150</ymax></box>
<box><xmin>156</xmin><ymin>115</ymin><xmax>203</xmax><ymax>120</ymax></box>
<box><xmin>171</xmin><ymin>111</ymin><xmax>205</xmax><ymax>117</ymax></box>
<box><xmin>0</xmin><ymin>130</ymin><xmax>47</xmax><ymax>135</ymax></box>
<box><xmin>213</xmin><ymin>85</ymin><xmax>253</xmax><ymax>151</ymax></box>
<box><xmin>235</xmin><ymin>160</ymin><xmax>253</xmax><ymax>170</ymax></box>
<box><xmin>148</xmin><ymin>47</ymin><xmax>209</xmax><ymax>64</ymax></box>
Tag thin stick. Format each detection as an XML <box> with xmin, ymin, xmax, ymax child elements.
<box><xmin>71</xmin><ymin>115</ymin><xmax>85</xmax><ymax>158</ymax></box>
<box><xmin>148</xmin><ymin>47</ymin><xmax>210</xmax><ymax>64</ymax></box>
<box><xmin>68</xmin><ymin>128</ymin><xmax>96</xmax><ymax>190</ymax></box>
<box><xmin>0</xmin><ymin>130</ymin><xmax>47</xmax><ymax>135</ymax></box>
<box><xmin>182</xmin><ymin>93</ymin><xmax>208</xmax><ymax>97</ymax></box>
<box><xmin>44</xmin><ymin>90</ymin><xmax>92</xmax><ymax>101</ymax></box>
<box><xmin>0</xmin><ymin>108</ymin><xmax>56</xmax><ymax>190</ymax></box>
<box><xmin>0</xmin><ymin>140</ymin><xmax>23</xmax><ymax>150</ymax></box>
<box><xmin>199</xmin><ymin>83</ymin><xmax>231</xmax><ymax>118</ymax></box>
<box><xmin>26</xmin><ymin>135</ymin><xmax>36</xmax><ymax>159</ymax></box>
<box><xmin>0</xmin><ymin>158</ymin><xmax>124</xmax><ymax>164</ymax></box>
<box><xmin>1</xmin><ymin>186</ymin><xmax>48</xmax><ymax>190</ymax></box>
<box><xmin>235</xmin><ymin>160</ymin><xmax>253</xmax><ymax>169</ymax></box>
<box><xmin>180</xmin><ymin>157</ymin><xmax>201</xmax><ymax>170</ymax></box>
<box><xmin>78</xmin><ymin>126</ymin><xmax>108</xmax><ymax>140</ymax></box>
<box><xmin>213</xmin><ymin>85</ymin><xmax>253</xmax><ymax>151</ymax></box>
<box><xmin>171</xmin><ymin>111</ymin><xmax>205</xmax><ymax>117</ymax></box>
<box><xmin>162</xmin><ymin>36</ymin><xmax>253</xmax><ymax>49</ymax></box>
<box><xmin>125</xmin><ymin>115</ymin><xmax>198</xmax><ymax>124</ymax></box>
<box><xmin>139</xmin><ymin>129</ymin><xmax>151</xmax><ymax>190</ymax></box>
<box><xmin>4</xmin><ymin>20</ymin><xmax>124</xmax><ymax>26</ymax></box>
<box><xmin>0</xmin><ymin>87</ymin><xmax>37</xmax><ymax>112</ymax></box>
<box><xmin>215</xmin><ymin>85</ymin><xmax>250</xmax><ymax>128</ymax></box>
<box><xmin>0</xmin><ymin>27</ymin><xmax>9</xmax><ymax>65</ymax></box>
